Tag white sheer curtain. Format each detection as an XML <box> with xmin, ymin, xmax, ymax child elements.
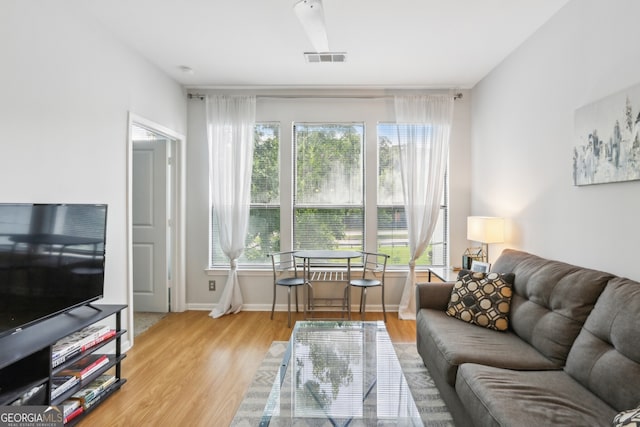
<box><xmin>207</xmin><ymin>95</ymin><xmax>256</xmax><ymax>318</ymax></box>
<box><xmin>395</xmin><ymin>95</ymin><xmax>454</xmax><ymax>320</ymax></box>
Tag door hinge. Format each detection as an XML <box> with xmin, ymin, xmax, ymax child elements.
<box><xmin>168</xmin><ymin>156</ymin><xmax>173</xmax><ymax>166</ymax></box>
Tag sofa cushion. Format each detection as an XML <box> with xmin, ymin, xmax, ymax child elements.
<box><xmin>416</xmin><ymin>282</ymin><xmax>456</xmax><ymax>311</ymax></box>
<box><xmin>416</xmin><ymin>309</ymin><xmax>558</xmax><ymax>387</ymax></box>
<box><xmin>455</xmin><ymin>363</ymin><xmax>617</xmax><ymax>427</ymax></box>
<box><xmin>491</xmin><ymin>249</ymin><xmax>613</xmax><ymax>365</ymax></box>
<box><xmin>564</xmin><ymin>277</ymin><xmax>640</xmax><ymax>412</ymax></box>
<box><xmin>446</xmin><ymin>271</ymin><xmax>514</xmax><ymax>331</ymax></box>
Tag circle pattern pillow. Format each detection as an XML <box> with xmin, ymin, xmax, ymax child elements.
<box><xmin>613</xmin><ymin>406</ymin><xmax>640</xmax><ymax>427</ymax></box>
<box><xmin>446</xmin><ymin>271</ymin><xmax>514</xmax><ymax>331</ymax></box>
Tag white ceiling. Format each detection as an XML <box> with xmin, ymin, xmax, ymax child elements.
<box><xmin>78</xmin><ymin>0</ymin><xmax>570</xmax><ymax>89</ymax></box>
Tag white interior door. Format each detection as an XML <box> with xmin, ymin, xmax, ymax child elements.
<box><xmin>132</xmin><ymin>139</ymin><xmax>169</xmax><ymax>312</ymax></box>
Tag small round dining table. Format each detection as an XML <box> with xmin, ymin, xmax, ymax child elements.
<box><xmin>293</xmin><ymin>250</ymin><xmax>362</xmax><ymax>320</ymax></box>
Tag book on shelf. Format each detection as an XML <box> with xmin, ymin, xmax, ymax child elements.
<box><xmin>81</xmin><ymin>329</ymin><xmax>116</xmax><ymax>351</ymax></box>
<box><xmin>63</xmin><ymin>406</ymin><xmax>84</xmax><ymax>424</ymax></box>
<box><xmin>62</xmin><ymin>398</ymin><xmax>81</xmax><ymax>418</ymax></box>
<box><xmin>59</xmin><ymin>354</ymin><xmax>109</xmax><ymax>380</ymax></box>
<box><xmin>70</xmin><ymin>374</ymin><xmax>117</xmax><ymax>409</ymax></box>
<box><xmin>52</xmin><ymin>325</ymin><xmax>114</xmax><ymax>367</ymax></box>
<box><xmin>51</xmin><ymin>375</ymin><xmax>80</xmax><ymax>400</ymax></box>
<box><xmin>53</xmin><ymin>324</ymin><xmax>110</xmax><ymax>355</ymax></box>
<box><xmin>52</xmin><ymin>329</ymin><xmax>117</xmax><ymax>368</ymax></box>
<box><xmin>52</xmin><ymin>347</ymin><xmax>81</xmax><ymax>368</ymax></box>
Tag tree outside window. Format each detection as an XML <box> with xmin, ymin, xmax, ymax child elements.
<box><xmin>210</xmin><ymin>123</ymin><xmax>281</xmax><ymax>266</ymax></box>
<box><xmin>209</xmin><ymin>122</ymin><xmax>447</xmax><ymax>268</ymax></box>
<box><xmin>377</xmin><ymin>123</ymin><xmax>447</xmax><ymax>267</ymax></box>
<box><xmin>294</xmin><ymin>123</ymin><xmax>364</xmax><ymax>254</ymax></box>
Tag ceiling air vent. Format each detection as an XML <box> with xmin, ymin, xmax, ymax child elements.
<box><xmin>304</xmin><ymin>52</ymin><xmax>347</xmax><ymax>63</ymax></box>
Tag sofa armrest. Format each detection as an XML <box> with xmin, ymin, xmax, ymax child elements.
<box><xmin>416</xmin><ymin>282</ymin><xmax>454</xmax><ymax>312</ymax></box>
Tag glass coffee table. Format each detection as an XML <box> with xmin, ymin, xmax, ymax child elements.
<box><xmin>260</xmin><ymin>321</ymin><xmax>421</xmax><ymax>426</ymax></box>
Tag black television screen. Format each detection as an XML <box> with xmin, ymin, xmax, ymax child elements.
<box><xmin>0</xmin><ymin>203</ymin><xmax>107</xmax><ymax>337</ymax></box>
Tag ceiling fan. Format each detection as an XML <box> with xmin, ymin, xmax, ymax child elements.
<box><xmin>293</xmin><ymin>0</ymin><xmax>330</xmax><ymax>52</ymax></box>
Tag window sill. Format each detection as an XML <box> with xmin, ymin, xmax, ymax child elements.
<box><xmin>204</xmin><ymin>267</ymin><xmax>440</xmax><ymax>279</ymax></box>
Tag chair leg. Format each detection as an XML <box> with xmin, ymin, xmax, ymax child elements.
<box><xmin>307</xmin><ymin>284</ymin><xmax>314</xmax><ymax>311</ymax></box>
<box><xmin>295</xmin><ymin>286</ymin><xmax>299</xmax><ymax>313</ymax></box>
<box><xmin>381</xmin><ymin>286</ymin><xmax>386</xmax><ymax>322</ymax></box>
<box><xmin>287</xmin><ymin>287</ymin><xmax>292</xmax><ymax>328</ymax></box>
<box><xmin>342</xmin><ymin>286</ymin><xmax>349</xmax><ymax>319</ymax></box>
<box><xmin>271</xmin><ymin>285</ymin><xmax>276</xmax><ymax>321</ymax></box>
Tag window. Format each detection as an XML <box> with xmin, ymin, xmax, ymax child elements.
<box><xmin>209</xmin><ymin>119</ymin><xmax>448</xmax><ymax>269</ymax></box>
<box><xmin>293</xmin><ymin>123</ymin><xmax>364</xmax><ymax>252</ymax></box>
<box><xmin>377</xmin><ymin>123</ymin><xmax>448</xmax><ymax>267</ymax></box>
<box><xmin>210</xmin><ymin>123</ymin><xmax>281</xmax><ymax>266</ymax></box>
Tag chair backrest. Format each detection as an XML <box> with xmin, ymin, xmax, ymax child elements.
<box><xmin>360</xmin><ymin>252</ymin><xmax>389</xmax><ymax>280</ymax></box>
<box><xmin>269</xmin><ymin>251</ymin><xmax>299</xmax><ymax>279</ymax></box>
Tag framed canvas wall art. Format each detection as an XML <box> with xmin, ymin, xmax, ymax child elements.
<box><xmin>573</xmin><ymin>82</ymin><xmax>640</xmax><ymax>186</ymax></box>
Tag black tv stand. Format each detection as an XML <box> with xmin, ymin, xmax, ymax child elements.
<box><xmin>0</xmin><ymin>304</ymin><xmax>127</xmax><ymax>425</ymax></box>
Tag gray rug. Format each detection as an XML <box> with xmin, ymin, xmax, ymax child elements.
<box><xmin>133</xmin><ymin>312</ymin><xmax>167</xmax><ymax>337</ymax></box>
<box><xmin>231</xmin><ymin>341</ymin><xmax>454</xmax><ymax>426</ymax></box>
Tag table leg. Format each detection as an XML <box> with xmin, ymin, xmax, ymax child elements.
<box><xmin>347</xmin><ymin>258</ymin><xmax>351</xmax><ymax>320</ymax></box>
<box><xmin>303</xmin><ymin>257</ymin><xmax>309</xmax><ymax>319</ymax></box>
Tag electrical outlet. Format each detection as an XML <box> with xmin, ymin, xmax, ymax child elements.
<box><xmin>209</xmin><ymin>280</ymin><xmax>216</xmax><ymax>291</ymax></box>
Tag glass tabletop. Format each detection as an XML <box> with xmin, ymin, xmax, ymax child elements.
<box><xmin>260</xmin><ymin>321</ymin><xmax>421</xmax><ymax>426</ymax></box>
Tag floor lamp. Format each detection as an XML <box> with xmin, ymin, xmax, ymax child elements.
<box><xmin>467</xmin><ymin>216</ymin><xmax>505</xmax><ymax>263</ymax></box>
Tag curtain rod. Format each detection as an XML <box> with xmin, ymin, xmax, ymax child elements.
<box><xmin>187</xmin><ymin>92</ymin><xmax>463</xmax><ymax>101</ymax></box>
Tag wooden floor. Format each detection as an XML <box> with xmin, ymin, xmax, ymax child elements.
<box><xmin>80</xmin><ymin>310</ymin><xmax>416</xmax><ymax>427</ymax></box>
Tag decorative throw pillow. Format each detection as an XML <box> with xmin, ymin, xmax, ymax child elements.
<box><xmin>446</xmin><ymin>271</ymin><xmax>514</xmax><ymax>331</ymax></box>
<box><xmin>457</xmin><ymin>269</ymin><xmax>515</xmax><ymax>284</ymax></box>
<box><xmin>457</xmin><ymin>269</ymin><xmax>473</xmax><ymax>280</ymax></box>
<box><xmin>613</xmin><ymin>406</ymin><xmax>640</xmax><ymax>427</ymax></box>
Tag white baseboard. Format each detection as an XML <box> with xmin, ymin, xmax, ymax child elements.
<box><xmin>186</xmin><ymin>302</ymin><xmax>398</xmax><ymax>312</ymax></box>
<box><xmin>186</xmin><ymin>303</ymin><xmax>216</xmax><ymax>311</ymax></box>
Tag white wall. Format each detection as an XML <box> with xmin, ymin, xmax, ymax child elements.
<box><xmin>471</xmin><ymin>0</ymin><xmax>640</xmax><ymax>279</ymax></box>
<box><xmin>0</xmin><ymin>2</ymin><xmax>187</xmax><ymax>340</ymax></box>
<box><xmin>186</xmin><ymin>90</ymin><xmax>471</xmax><ymax>310</ymax></box>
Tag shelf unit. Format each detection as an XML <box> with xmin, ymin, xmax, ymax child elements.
<box><xmin>0</xmin><ymin>304</ymin><xmax>127</xmax><ymax>424</ymax></box>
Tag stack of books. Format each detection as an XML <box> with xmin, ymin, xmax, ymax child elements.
<box><xmin>69</xmin><ymin>374</ymin><xmax>117</xmax><ymax>411</ymax></box>
<box><xmin>51</xmin><ymin>375</ymin><xmax>80</xmax><ymax>400</ymax></box>
<box><xmin>59</xmin><ymin>374</ymin><xmax>117</xmax><ymax>423</ymax></box>
<box><xmin>52</xmin><ymin>325</ymin><xmax>116</xmax><ymax>368</ymax></box>
<box><xmin>61</xmin><ymin>398</ymin><xmax>83</xmax><ymax>424</ymax></box>
<box><xmin>58</xmin><ymin>354</ymin><xmax>110</xmax><ymax>381</ymax></box>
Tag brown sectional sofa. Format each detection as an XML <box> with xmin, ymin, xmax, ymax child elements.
<box><xmin>416</xmin><ymin>249</ymin><xmax>640</xmax><ymax>426</ymax></box>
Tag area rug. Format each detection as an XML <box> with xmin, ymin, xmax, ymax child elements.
<box><xmin>230</xmin><ymin>341</ymin><xmax>454</xmax><ymax>426</ymax></box>
<box><xmin>133</xmin><ymin>312</ymin><xmax>167</xmax><ymax>337</ymax></box>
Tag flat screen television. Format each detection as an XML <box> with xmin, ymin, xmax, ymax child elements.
<box><xmin>0</xmin><ymin>203</ymin><xmax>107</xmax><ymax>338</ymax></box>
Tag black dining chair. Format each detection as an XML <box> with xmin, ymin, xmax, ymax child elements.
<box><xmin>269</xmin><ymin>251</ymin><xmax>306</xmax><ymax>327</ymax></box>
<box><xmin>346</xmin><ymin>251</ymin><xmax>389</xmax><ymax>322</ymax></box>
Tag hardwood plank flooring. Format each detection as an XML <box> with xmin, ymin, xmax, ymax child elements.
<box><xmin>80</xmin><ymin>310</ymin><xmax>416</xmax><ymax>427</ymax></box>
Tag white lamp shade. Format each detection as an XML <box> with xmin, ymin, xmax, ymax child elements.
<box><xmin>467</xmin><ymin>216</ymin><xmax>505</xmax><ymax>244</ymax></box>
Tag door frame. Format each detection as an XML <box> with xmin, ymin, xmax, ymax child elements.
<box><xmin>126</xmin><ymin>112</ymin><xmax>186</xmax><ymax>344</ymax></box>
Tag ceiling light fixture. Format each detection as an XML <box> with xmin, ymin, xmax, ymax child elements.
<box><xmin>293</xmin><ymin>0</ymin><xmax>329</xmax><ymax>52</ymax></box>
